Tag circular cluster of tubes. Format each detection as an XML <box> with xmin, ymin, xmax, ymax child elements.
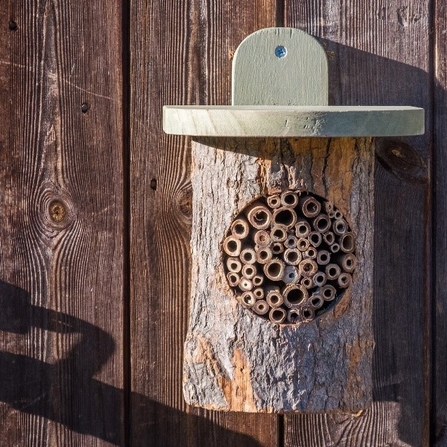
<box><xmin>222</xmin><ymin>190</ymin><xmax>357</xmax><ymax>325</ymax></box>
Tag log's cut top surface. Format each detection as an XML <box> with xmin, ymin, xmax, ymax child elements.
<box><xmin>163</xmin><ymin>105</ymin><xmax>424</xmax><ymax>137</ymax></box>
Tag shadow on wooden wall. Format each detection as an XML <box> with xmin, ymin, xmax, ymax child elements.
<box><xmin>322</xmin><ymin>39</ymin><xmax>431</xmax><ymax>446</ymax></box>
<box><xmin>0</xmin><ymin>280</ymin><xmax>262</xmax><ymax>446</ymax></box>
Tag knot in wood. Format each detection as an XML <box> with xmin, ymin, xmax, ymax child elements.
<box><xmin>49</xmin><ymin>200</ymin><xmax>67</xmax><ymax>222</ymax></box>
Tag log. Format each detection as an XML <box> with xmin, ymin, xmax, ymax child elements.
<box><xmin>184</xmin><ymin>136</ymin><xmax>375</xmax><ymax>412</ymax></box>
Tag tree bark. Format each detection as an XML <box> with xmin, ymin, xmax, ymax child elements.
<box><xmin>184</xmin><ymin>137</ymin><xmax>375</xmax><ymax>413</ymax></box>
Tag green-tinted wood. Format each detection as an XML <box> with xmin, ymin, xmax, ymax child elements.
<box><xmin>163</xmin><ymin>105</ymin><xmax>424</xmax><ymax>137</ymax></box>
<box><xmin>232</xmin><ymin>27</ymin><xmax>328</xmax><ymax>106</ymax></box>
<box><xmin>0</xmin><ymin>1</ymin><xmax>124</xmax><ymax>445</ymax></box>
<box><xmin>129</xmin><ymin>0</ymin><xmax>279</xmax><ymax>445</ymax></box>
<box><xmin>283</xmin><ymin>2</ymin><xmax>432</xmax><ymax>446</ymax></box>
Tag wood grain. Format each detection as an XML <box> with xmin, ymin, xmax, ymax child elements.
<box><xmin>0</xmin><ymin>1</ymin><xmax>124</xmax><ymax>445</ymax></box>
<box><xmin>434</xmin><ymin>2</ymin><xmax>447</xmax><ymax>446</ymax></box>
<box><xmin>185</xmin><ymin>137</ymin><xmax>374</xmax><ymax>412</ymax></box>
<box><xmin>231</xmin><ymin>27</ymin><xmax>328</xmax><ymax>106</ymax></box>
<box><xmin>284</xmin><ymin>1</ymin><xmax>432</xmax><ymax>446</ymax></box>
<box><xmin>129</xmin><ymin>0</ymin><xmax>279</xmax><ymax>445</ymax></box>
<box><xmin>163</xmin><ymin>105</ymin><xmax>424</xmax><ymax>137</ymax></box>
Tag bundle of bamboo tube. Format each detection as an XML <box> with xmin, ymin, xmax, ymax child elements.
<box><xmin>222</xmin><ymin>190</ymin><xmax>358</xmax><ymax>325</ymax></box>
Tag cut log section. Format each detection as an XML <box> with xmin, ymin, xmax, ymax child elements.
<box><xmin>185</xmin><ymin>137</ymin><xmax>374</xmax><ymax>413</ymax></box>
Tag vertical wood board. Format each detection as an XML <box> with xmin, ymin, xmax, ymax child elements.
<box><xmin>0</xmin><ymin>1</ymin><xmax>124</xmax><ymax>445</ymax></box>
<box><xmin>284</xmin><ymin>1</ymin><xmax>432</xmax><ymax>446</ymax></box>
<box><xmin>129</xmin><ymin>0</ymin><xmax>279</xmax><ymax>445</ymax></box>
<box><xmin>434</xmin><ymin>1</ymin><xmax>447</xmax><ymax>445</ymax></box>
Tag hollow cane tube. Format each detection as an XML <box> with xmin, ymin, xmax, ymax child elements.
<box><xmin>283</xmin><ymin>265</ymin><xmax>300</xmax><ymax>284</ymax></box>
<box><xmin>295</xmin><ymin>219</ymin><xmax>311</xmax><ymax>238</ymax></box>
<box><xmin>267</xmin><ymin>194</ymin><xmax>281</xmax><ymax>209</ymax></box>
<box><xmin>325</xmin><ymin>263</ymin><xmax>341</xmax><ymax>280</ymax></box>
<box><xmin>313</xmin><ymin>214</ymin><xmax>331</xmax><ymax>233</ymax></box>
<box><xmin>273</xmin><ymin>207</ymin><xmax>297</xmax><ymax>229</ymax></box>
<box><xmin>287</xmin><ymin>309</ymin><xmax>301</xmax><ymax>324</ymax></box>
<box><xmin>230</xmin><ymin>218</ymin><xmax>250</xmax><ymax>239</ymax></box>
<box><xmin>270</xmin><ymin>224</ymin><xmax>288</xmax><ymax>242</ymax></box>
<box><xmin>303</xmin><ymin>247</ymin><xmax>317</xmax><ymax>260</ymax></box>
<box><xmin>333</xmin><ymin>219</ymin><xmax>348</xmax><ymax>236</ymax></box>
<box><xmin>266</xmin><ymin>286</ymin><xmax>284</xmax><ymax>308</ymax></box>
<box><xmin>241</xmin><ymin>291</ymin><xmax>256</xmax><ymax>308</ymax></box>
<box><xmin>226</xmin><ymin>272</ymin><xmax>240</xmax><ymax>287</ymax></box>
<box><xmin>240</xmin><ymin>248</ymin><xmax>256</xmax><ymax>265</ymax></box>
<box><xmin>313</xmin><ymin>271</ymin><xmax>327</xmax><ymax>287</ymax></box>
<box><xmin>271</xmin><ymin>242</ymin><xmax>284</xmax><ymax>255</ymax></box>
<box><xmin>253</xmin><ymin>287</ymin><xmax>265</xmax><ymax>300</ymax></box>
<box><xmin>244</xmin><ymin>202</ymin><xmax>272</xmax><ymax>230</ymax></box>
<box><xmin>302</xmin><ymin>277</ymin><xmax>314</xmax><ymax>289</ymax></box>
<box><xmin>269</xmin><ymin>307</ymin><xmax>287</xmax><ymax>324</ymax></box>
<box><xmin>253</xmin><ymin>230</ymin><xmax>271</xmax><ymax>247</ymax></box>
<box><xmin>226</xmin><ymin>257</ymin><xmax>242</xmax><ymax>273</ymax></box>
<box><xmin>284</xmin><ymin>235</ymin><xmax>298</xmax><ymax>249</ymax></box>
<box><xmin>253</xmin><ymin>300</ymin><xmax>270</xmax><ymax>315</ymax></box>
<box><xmin>308</xmin><ymin>231</ymin><xmax>323</xmax><ymax>248</ymax></box>
<box><xmin>330</xmin><ymin>243</ymin><xmax>340</xmax><ymax>254</ymax></box>
<box><xmin>317</xmin><ymin>250</ymin><xmax>331</xmax><ymax>266</ymax></box>
<box><xmin>223</xmin><ymin>236</ymin><xmax>241</xmax><ymax>257</ymax></box>
<box><xmin>297</xmin><ymin>237</ymin><xmax>310</xmax><ymax>252</ymax></box>
<box><xmin>252</xmin><ymin>275</ymin><xmax>264</xmax><ymax>287</ymax></box>
<box><xmin>323</xmin><ymin>231</ymin><xmax>335</xmax><ymax>246</ymax></box>
<box><xmin>283</xmin><ymin>248</ymin><xmax>302</xmax><ymax>266</ymax></box>
<box><xmin>340</xmin><ymin>233</ymin><xmax>355</xmax><ymax>253</ymax></box>
<box><xmin>309</xmin><ymin>294</ymin><xmax>324</xmax><ymax>309</ymax></box>
<box><xmin>280</xmin><ymin>191</ymin><xmax>299</xmax><ymax>208</ymax></box>
<box><xmin>338</xmin><ymin>272</ymin><xmax>352</xmax><ymax>288</ymax></box>
<box><xmin>256</xmin><ymin>246</ymin><xmax>273</xmax><ymax>264</ymax></box>
<box><xmin>298</xmin><ymin>259</ymin><xmax>318</xmax><ymax>277</ymax></box>
<box><xmin>242</xmin><ymin>264</ymin><xmax>257</xmax><ymax>279</ymax></box>
<box><xmin>339</xmin><ymin>253</ymin><xmax>358</xmax><ymax>272</ymax></box>
<box><xmin>301</xmin><ymin>196</ymin><xmax>321</xmax><ymax>218</ymax></box>
<box><xmin>301</xmin><ymin>307</ymin><xmax>315</xmax><ymax>322</ymax></box>
<box><xmin>283</xmin><ymin>284</ymin><xmax>308</xmax><ymax>308</ymax></box>
<box><xmin>334</xmin><ymin>210</ymin><xmax>343</xmax><ymax>220</ymax></box>
<box><xmin>264</xmin><ymin>258</ymin><xmax>285</xmax><ymax>281</ymax></box>
<box><xmin>321</xmin><ymin>284</ymin><xmax>337</xmax><ymax>301</ymax></box>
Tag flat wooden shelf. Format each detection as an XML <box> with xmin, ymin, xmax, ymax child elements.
<box><xmin>163</xmin><ymin>105</ymin><xmax>424</xmax><ymax>137</ymax></box>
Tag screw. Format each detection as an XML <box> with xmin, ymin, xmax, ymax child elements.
<box><xmin>275</xmin><ymin>45</ymin><xmax>287</xmax><ymax>58</ymax></box>
<box><xmin>81</xmin><ymin>103</ymin><xmax>89</xmax><ymax>113</ymax></box>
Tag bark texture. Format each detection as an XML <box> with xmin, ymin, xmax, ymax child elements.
<box><xmin>185</xmin><ymin>137</ymin><xmax>375</xmax><ymax>412</ymax></box>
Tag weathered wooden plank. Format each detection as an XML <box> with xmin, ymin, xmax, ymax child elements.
<box><xmin>0</xmin><ymin>1</ymin><xmax>124</xmax><ymax>445</ymax></box>
<box><xmin>163</xmin><ymin>105</ymin><xmax>424</xmax><ymax>137</ymax></box>
<box><xmin>129</xmin><ymin>0</ymin><xmax>279</xmax><ymax>445</ymax></box>
<box><xmin>284</xmin><ymin>2</ymin><xmax>432</xmax><ymax>446</ymax></box>
<box><xmin>231</xmin><ymin>27</ymin><xmax>328</xmax><ymax>106</ymax></box>
<box><xmin>434</xmin><ymin>2</ymin><xmax>447</xmax><ymax>445</ymax></box>
<box><xmin>185</xmin><ymin>136</ymin><xmax>374</xmax><ymax>413</ymax></box>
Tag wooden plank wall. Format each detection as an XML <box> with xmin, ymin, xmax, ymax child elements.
<box><xmin>0</xmin><ymin>0</ymin><xmax>439</xmax><ymax>446</ymax></box>
<box><xmin>0</xmin><ymin>0</ymin><xmax>125</xmax><ymax>446</ymax></box>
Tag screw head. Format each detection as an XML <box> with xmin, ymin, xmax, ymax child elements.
<box><xmin>275</xmin><ymin>45</ymin><xmax>287</xmax><ymax>58</ymax></box>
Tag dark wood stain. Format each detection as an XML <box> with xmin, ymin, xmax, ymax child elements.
<box><xmin>0</xmin><ymin>0</ymin><xmax>438</xmax><ymax>446</ymax></box>
<box><xmin>284</xmin><ymin>1</ymin><xmax>432</xmax><ymax>446</ymax></box>
<box><xmin>0</xmin><ymin>0</ymin><xmax>125</xmax><ymax>445</ymax></box>
<box><xmin>129</xmin><ymin>0</ymin><xmax>278</xmax><ymax>446</ymax></box>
